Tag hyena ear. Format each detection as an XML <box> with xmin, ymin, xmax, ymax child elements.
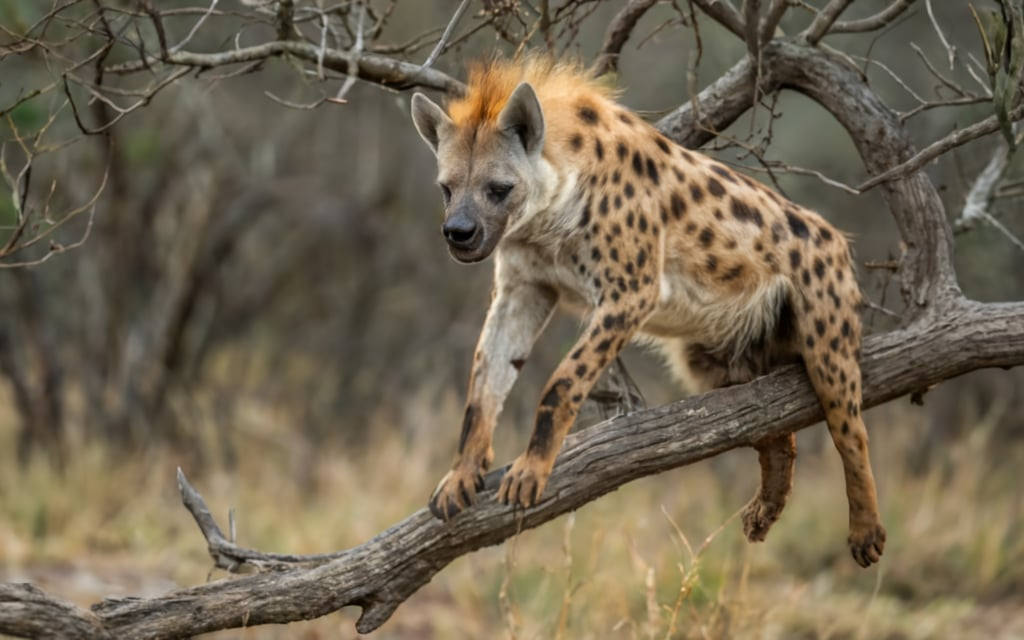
<box><xmin>497</xmin><ymin>82</ymin><xmax>545</xmax><ymax>156</ymax></box>
<box><xmin>411</xmin><ymin>92</ymin><xmax>453</xmax><ymax>155</ymax></box>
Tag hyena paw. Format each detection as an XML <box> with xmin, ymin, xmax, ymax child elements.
<box><xmin>428</xmin><ymin>467</ymin><xmax>485</xmax><ymax>521</ymax></box>
<box><xmin>848</xmin><ymin>522</ymin><xmax>886</xmax><ymax>568</ymax></box>
<box><xmin>741</xmin><ymin>495</ymin><xmax>784</xmax><ymax>542</ymax></box>
<box><xmin>497</xmin><ymin>455</ymin><xmax>551</xmax><ymax>509</ymax></box>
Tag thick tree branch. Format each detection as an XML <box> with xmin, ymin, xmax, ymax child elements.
<box><xmin>1</xmin><ymin>298</ymin><xmax>1022</xmax><ymax>638</ymax></box>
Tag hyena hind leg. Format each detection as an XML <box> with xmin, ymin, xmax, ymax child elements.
<box><xmin>741</xmin><ymin>432</ymin><xmax>797</xmax><ymax>542</ymax></box>
<box><xmin>796</xmin><ymin>306</ymin><xmax>885</xmax><ymax>567</ymax></box>
<box><xmin>681</xmin><ymin>342</ymin><xmax>798</xmax><ymax>543</ymax></box>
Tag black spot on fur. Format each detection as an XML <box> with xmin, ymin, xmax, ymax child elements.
<box><xmin>711</xmin><ymin>165</ymin><xmax>737</xmax><ymax>183</ymax></box>
<box><xmin>624</xmin><ymin>182</ymin><xmax>635</xmax><ymax>199</ymax></box>
<box><xmin>594</xmin><ymin>139</ymin><xmax>604</xmax><ymax>160</ymax></box>
<box><xmin>596</xmin><ymin>338</ymin><xmax>613</xmax><ymax>353</ymax></box>
<box><xmin>730</xmin><ymin>198</ymin><xmax>761</xmax><ymax>226</ymax></box>
<box><xmin>815</xmin><ymin>319</ymin><xmax>826</xmax><ymax>336</ymax></box>
<box><xmin>579</xmin><ymin>204</ymin><xmax>591</xmax><ymax>228</ymax></box>
<box><xmin>786</xmin><ymin>209</ymin><xmax>810</xmax><ymax>239</ymax></box>
<box><xmin>646</xmin><ymin>157</ymin><xmax>659</xmax><ymax>184</ymax></box>
<box><xmin>638</xmin><ymin>214</ymin><xmax>648</xmax><ymax>232</ymax></box>
<box><xmin>575</xmin><ymin>364</ymin><xmax>588</xmax><ymax>378</ymax></box>
<box><xmin>632</xmin><ymin>151</ymin><xmax>643</xmax><ymax>176</ymax></box>
<box><xmin>591</xmin><ymin>247</ymin><xmax>602</xmax><ymax>261</ymax></box>
<box><xmin>615</xmin><ymin>195</ymin><xmax>623</xmax><ymax>210</ymax></box>
<box><xmin>670</xmin><ymin>193</ymin><xmax>686</xmax><ymax>219</ymax></box>
<box><xmin>570</xmin><ymin>134</ymin><xmax>583</xmax><ymax>151</ymax></box>
<box><xmin>707</xmin><ymin>177</ymin><xmax>726</xmax><ymax>198</ymax></box>
<box><xmin>578</xmin><ymin>105</ymin><xmax>599</xmax><ymax>125</ymax></box>
<box><xmin>655</xmin><ymin>137</ymin><xmax>671</xmax><ymax>154</ymax></box>
<box><xmin>610</xmin><ymin>247</ymin><xmax>619</xmax><ymax>262</ymax></box>
<box><xmin>829</xmin><ymin>336</ymin><xmax>840</xmax><ymax>352</ymax></box>
<box><xmin>617</xmin><ymin>142</ymin><xmax>628</xmax><ymax>161</ymax></box>
<box><xmin>705</xmin><ymin>254</ymin><xmax>718</xmax><ymax>272</ymax></box>
<box><xmin>637</xmin><ymin>249</ymin><xmax>647</xmax><ymax>268</ymax></box>
<box><xmin>814</xmin><ymin>258</ymin><xmax>826</xmax><ymax>279</ymax></box>
<box><xmin>599</xmin><ymin>195</ymin><xmax>609</xmax><ymax>215</ymax></box>
<box><xmin>789</xmin><ymin>249</ymin><xmax>801</xmax><ymax>269</ymax></box>
<box><xmin>626</xmin><ymin>211</ymin><xmax>635</xmax><ymax>227</ymax></box>
<box><xmin>689</xmin><ymin>183</ymin><xmax>705</xmax><ymax>203</ymax></box>
<box><xmin>530</xmin><ymin>410</ymin><xmax>554</xmax><ymax>456</ymax></box>
<box><xmin>699</xmin><ymin>227</ymin><xmax>715</xmax><ymax>247</ymax></box>
<box><xmin>802</xmin><ymin>269</ymin><xmax>811</xmax><ymax>286</ymax></box>
<box><xmin>721</xmin><ymin>264</ymin><xmax>744</xmax><ymax>281</ymax></box>
<box><xmin>457</xmin><ymin>405</ymin><xmax>477</xmax><ymax>453</ymax></box>
<box><xmin>841</xmin><ymin>319</ymin><xmax>851</xmax><ymax>337</ymax></box>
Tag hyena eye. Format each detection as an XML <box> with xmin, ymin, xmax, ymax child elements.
<box><xmin>487</xmin><ymin>182</ymin><xmax>513</xmax><ymax>204</ymax></box>
<box><xmin>439</xmin><ymin>183</ymin><xmax>452</xmax><ymax>205</ymax></box>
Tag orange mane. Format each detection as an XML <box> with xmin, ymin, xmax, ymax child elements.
<box><xmin>447</xmin><ymin>56</ymin><xmax>617</xmax><ymax>129</ymax></box>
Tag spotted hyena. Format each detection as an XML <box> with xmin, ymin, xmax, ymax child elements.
<box><xmin>411</xmin><ymin>57</ymin><xmax>885</xmax><ymax>567</ymax></box>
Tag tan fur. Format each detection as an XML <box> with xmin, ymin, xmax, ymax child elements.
<box><xmin>412</xmin><ymin>57</ymin><xmax>885</xmax><ymax>567</ymax></box>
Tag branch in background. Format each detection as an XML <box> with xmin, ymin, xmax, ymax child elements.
<box><xmin>105</xmin><ymin>41</ymin><xmax>464</xmax><ymax>95</ymax></box>
<box><xmin>689</xmin><ymin>0</ymin><xmax>745</xmax><ymax>37</ymax></box>
<box><xmin>758</xmin><ymin>0</ymin><xmax>789</xmax><ymax>45</ymax></box>
<box><xmin>592</xmin><ymin>0</ymin><xmax>659</xmax><ymax>76</ymax></box>
<box><xmin>956</xmin><ymin>123</ymin><xmax>1024</xmax><ymax>252</ymax></box>
<box><xmin>857</xmin><ymin>104</ymin><xmax>1024</xmax><ymax>192</ymax></box>
<box><xmin>800</xmin><ymin>0</ymin><xmax>854</xmax><ymax>45</ymax></box>
<box><xmin>830</xmin><ymin>0</ymin><xmax>916</xmax><ymax>34</ymax></box>
<box><xmin>2</xmin><ymin>297</ymin><xmax>1023</xmax><ymax>637</ymax></box>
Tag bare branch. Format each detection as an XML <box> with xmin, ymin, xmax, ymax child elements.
<box><xmin>422</xmin><ymin>0</ymin><xmax>472</xmax><ymax>69</ymax></box>
<box><xmin>831</xmin><ymin>0</ymin><xmax>916</xmax><ymax>34</ymax></box>
<box><xmin>758</xmin><ymin>0</ymin><xmax>789</xmax><ymax>45</ymax></box>
<box><xmin>593</xmin><ymin>0</ymin><xmax>660</xmax><ymax>76</ymax></box>
<box><xmin>857</xmin><ymin>105</ymin><xmax>1024</xmax><ymax>192</ymax></box>
<box><xmin>800</xmin><ymin>0</ymin><xmax>854</xmax><ymax>45</ymax></box>
<box><xmin>743</xmin><ymin>0</ymin><xmax>761</xmax><ymax>58</ymax></box>
<box><xmin>104</xmin><ymin>40</ymin><xmax>464</xmax><ymax>94</ymax></box>
<box><xmin>689</xmin><ymin>0</ymin><xmax>745</xmax><ymax>38</ymax></box>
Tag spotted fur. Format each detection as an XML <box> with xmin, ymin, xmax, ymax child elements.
<box><xmin>411</xmin><ymin>56</ymin><xmax>885</xmax><ymax>567</ymax></box>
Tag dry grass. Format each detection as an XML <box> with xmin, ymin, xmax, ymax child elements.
<box><xmin>2</xmin><ymin>388</ymin><xmax>1024</xmax><ymax>639</ymax></box>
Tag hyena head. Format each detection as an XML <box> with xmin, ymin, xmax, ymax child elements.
<box><xmin>411</xmin><ymin>83</ymin><xmax>545</xmax><ymax>263</ymax></box>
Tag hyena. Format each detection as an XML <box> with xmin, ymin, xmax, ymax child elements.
<box><xmin>411</xmin><ymin>57</ymin><xmax>885</xmax><ymax>566</ymax></box>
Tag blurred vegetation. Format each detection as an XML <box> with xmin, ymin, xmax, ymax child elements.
<box><xmin>0</xmin><ymin>0</ymin><xmax>1022</xmax><ymax>636</ymax></box>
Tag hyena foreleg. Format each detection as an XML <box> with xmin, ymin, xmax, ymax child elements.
<box><xmin>429</xmin><ymin>277</ymin><xmax>557</xmax><ymax>520</ymax></box>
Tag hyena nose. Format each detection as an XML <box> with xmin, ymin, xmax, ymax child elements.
<box><xmin>442</xmin><ymin>214</ymin><xmax>480</xmax><ymax>250</ymax></box>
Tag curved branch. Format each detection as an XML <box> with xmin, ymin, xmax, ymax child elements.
<box><xmin>2</xmin><ymin>298</ymin><xmax>1022</xmax><ymax>638</ymax></box>
<box><xmin>592</xmin><ymin>0</ymin><xmax>659</xmax><ymax>76</ymax></box>
<box><xmin>830</xmin><ymin>0</ymin><xmax>916</xmax><ymax>34</ymax></box>
<box><xmin>106</xmin><ymin>41</ymin><xmax>465</xmax><ymax>95</ymax></box>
